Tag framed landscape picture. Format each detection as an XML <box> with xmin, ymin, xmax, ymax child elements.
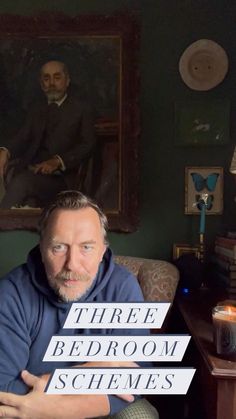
<box><xmin>175</xmin><ymin>100</ymin><xmax>230</xmax><ymax>146</ymax></box>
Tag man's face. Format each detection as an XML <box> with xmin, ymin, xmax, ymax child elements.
<box><xmin>40</xmin><ymin>60</ymin><xmax>70</xmax><ymax>102</ymax></box>
<box><xmin>40</xmin><ymin>208</ymin><xmax>106</xmax><ymax>302</ymax></box>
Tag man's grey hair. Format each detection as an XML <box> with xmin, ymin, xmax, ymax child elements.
<box><xmin>39</xmin><ymin>190</ymin><xmax>108</xmax><ymax>244</ymax></box>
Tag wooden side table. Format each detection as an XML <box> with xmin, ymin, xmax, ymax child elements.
<box><xmin>177</xmin><ymin>289</ymin><xmax>236</xmax><ymax>419</ymax></box>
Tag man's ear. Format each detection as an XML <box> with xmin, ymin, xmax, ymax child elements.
<box><xmin>39</xmin><ymin>240</ymin><xmax>45</xmax><ymax>263</ymax></box>
<box><xmin>101</xmin><ymin>244</ymin><xmax>107</xmax><ymax>262</ymax></box>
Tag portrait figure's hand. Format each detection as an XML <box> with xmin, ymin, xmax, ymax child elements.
<box><xmin>29</xmin><ymin>156</ymin><xmax>61</xmax><ymax>175</ymax></box>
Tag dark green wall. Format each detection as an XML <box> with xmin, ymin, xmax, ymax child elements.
<box><xmin>1</xmin><ymin>0</ymin><xmax>236</xmax><ymax>275</ymax></box>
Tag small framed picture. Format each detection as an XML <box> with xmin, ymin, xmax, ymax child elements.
<box><xmin>185</xmin><ymin>166</ymin><xmax>223</xmax><ymax>215</ymax></box>
<box><xmin>173</xmin><ymin>243</ymin><xmax>201</xmax><ymax>260</ymax></box>
<box><xmin>175</xmin><ymin>99</ymin><xmax>230</xmax><ymax>146</ymax></box>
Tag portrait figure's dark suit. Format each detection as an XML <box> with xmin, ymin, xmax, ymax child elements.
<box><xmin>0</xmin><ymin>94</ymin><xmax>95</xmax><ymax>208</ymax></box>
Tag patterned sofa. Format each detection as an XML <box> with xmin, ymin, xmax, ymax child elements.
<box><xmin>114</xmin><ymin>255</ymin><xmax>179</xmax><ymax>303</ymax></box>
<box><xmin>114</xmin><ymin>255</ymin><xmax>179</xmax><ymax>333</ymax></box>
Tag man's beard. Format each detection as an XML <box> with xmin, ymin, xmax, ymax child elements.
<box><xmin>48</xmin><ymin>269</ymin><xmax>93</xmax><ymax>302</ymax></box>
<box><xmin>46</xmin><ymin>90</ymin><xmax>64</xmax><ymax>103</ymax></box>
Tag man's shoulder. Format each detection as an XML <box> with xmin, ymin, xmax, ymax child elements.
<box><xmin>112</xmin><ymin>261</ymin><xmax>136</xmax><ymax>278</ymax></box>
<box><xmin>103</xmin><ymin>249</ymin><xmax>139</xmax><ymax>286</ymax></box>
<box><xmin>63</xmin><ymin>94</ymin><xmax>92</xmax><ymax>112</ymax></box>
<box><xmin>0</xmin><ymin>264</ymin><xmax>34</xmax><ymax>294</ymax></box>
<box><xmin>112</xmin><ymin>262</ymin><xmax>140</xmax><ymax>286</ymax></box>
<box><xmin>105</xmin><ymin>261</ymin><xmax>143</xmax><ymax>301</ymax></box>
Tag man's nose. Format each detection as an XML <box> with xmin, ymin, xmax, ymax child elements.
<box><xmin>47</xmin><ymin>77</ymin><xmax>55</xmax><ymax>87</ymax></box>
<box><xmin>65</xmin><ymin>247</ymin><xmax>80</xmax><ymax>271</ymax></box>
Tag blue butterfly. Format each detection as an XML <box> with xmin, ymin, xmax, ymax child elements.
<box><xmin>191</xmin><ymin>172</ymin><xmax>219</xmax><ymax>192</ymax></box>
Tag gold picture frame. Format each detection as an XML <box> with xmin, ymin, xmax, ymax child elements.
<box><xmin>185</xmin><ymin>166</ymin><xmax>223</xmax><ymax>215</ymax></box>
<box><xmin>173</xmin><ymin>243</ymin><xmax>201</xmax><ymax>260</ymax></box>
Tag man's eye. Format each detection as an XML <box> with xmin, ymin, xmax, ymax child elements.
<box><xmin>82</xmin><ymin>244</ymin><xmax>93</xmax><ymax>252</ymax></box>
<box><xmin>52</xmin><ymin>244</ymin><xmax>67</xmax><ymax>253</ymax></box>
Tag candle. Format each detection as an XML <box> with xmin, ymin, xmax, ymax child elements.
<box><xmin>212</xmin><ymin>304</ymin><xmax>236</xmax><ymax>360</ymax></box>
<box><xmin>199</xmin><ymin>202</ymin><xmax>206</xmax><ymax>234</ymax></box>
<box><xmin>197</xmin><ymin>193</ymin><xmax>212</xmax><ymax>235</ymax></box>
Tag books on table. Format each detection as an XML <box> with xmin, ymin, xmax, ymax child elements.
<box><xmin>214</xmin><ymin>236</ymin><xmax>236</xmax><ymax>264</ymax></box>
<box><xmin>212</xmin><ymin>236</ymin><xmax>236</xmax><ymax>297</ymax></box>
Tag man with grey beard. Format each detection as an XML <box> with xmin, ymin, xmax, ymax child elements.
<box><xmin>0</xmin><ymin>60</ymin><xmax>95</xmax><ymax>208</ymax></box>
<box><xmin>0</xmin><ymin>191</ymin><xmax>159</xmax><ymax>419</ymax></box>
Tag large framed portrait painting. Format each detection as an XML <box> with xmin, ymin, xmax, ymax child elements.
<box><xmin>0</xmin><ymin>13</ymin><xmax>140</xmax><ymax>232</ymax></box>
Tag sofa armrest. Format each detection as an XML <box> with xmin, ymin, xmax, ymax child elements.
<box><xmin>138</xmin><ymin>260</ymin><xmax>179</xmax><ymax>303</ymax></box>
<box><xmin>114</xmin><ymin>255</ymin><xmax>179</xmax><ymax>303</ymax></box>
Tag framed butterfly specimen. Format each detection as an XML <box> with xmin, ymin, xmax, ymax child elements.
<box><xmin>185</xmin><ymin>166</ymin><xmax>223</xmax><ymax>214</ymax></box>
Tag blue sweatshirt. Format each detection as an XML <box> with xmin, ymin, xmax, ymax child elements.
<box><xmin>0</xmin><ymin>246</ymin><xmax>146</xmax><ymax>415</ymax></box>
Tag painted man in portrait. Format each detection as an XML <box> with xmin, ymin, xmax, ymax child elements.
<box><xmin>0</xmin><ymin>59</ymin><xmax>95</xmax><ymax>208</ymax></box>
